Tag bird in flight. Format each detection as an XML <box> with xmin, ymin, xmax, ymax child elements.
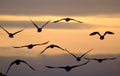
<box><xmin>0</xmin><ymin>25</ymin><xmax>25</xmax><ymax>38</ymax></box>
<box><xmin>89</xmin><ymin>31</ymin><xmax>114</xmax><ymax>40</ymax></box>
<box><xmin>6</xmin><ymin>59</ymin><xmax>35</xmax><ymax>75</ymax></box>
<box><xmin>53</xmin><ymin>17</ymin><xmax>83</xmax><ymax>23</ymax></box>
<box><xmin>64</xmin><ymin>48</ymin><xmax>93</xmax><ymax>61</ymax></box>
<box><xmin>13</xmin><ymin>41</ymin><xmax>49</xmax><ymax>49</ymax></box>
<box><xmin>41</xmin><ymin>44</ymin><xmax>65</xmax><ymax>54</ymax></box>
<box><xmin>30</xmin><ymin>19</ymin><xmax>50</xmax><ymax>32</ymax></box>
<box><xmin>84</xmin><ymin>57</ymin><xmax>116</xmax><ymax>63</ymax></box>
<box><xmin>45</xmin><ymin>60</ymin><xmax>89</xmax><ymax>72</ymax></box>
<box><xmin>0</xmin><ymin>72</ymin><xmax>6</xmax><ymax>76</ymax></box>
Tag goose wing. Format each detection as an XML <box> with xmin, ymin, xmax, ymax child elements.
<box><xmin>104</xmin><ymin>31</ymin><xmax>114</xmax><ymax>36</ymax></box>
<box><xmin>71</xmin><ymin>60</ymin><xmax>89</xmax><ymax>68</ymax></box>
<box><xmin>34</xmin><ymin>41</ymin><xmax>49</xmax><ymax>46</ymax></box>
<box><xmin>53</xmin><ymin>45</ymin><xmax>65</xmax><ymax>51</ymax></box>
<box><xmin>89</xmin><ymin>32</ymin><xmax>101</xmax><ymax>36</ymax></box>
<box><xmin>64</xmin><ymin>48</ymin><xmax>77</xmax><ymax>58</ymax></box>
<box><xmin>41</xmin><ymin>20</ymin><xmax>50</xmax><ymax>29</ymax></box>
<box><xmin>53</xmin><ymin>18</ymin><xmax>66</xmax><ymax>23</ymax></box>
<box><xmin>6</xmin><ymin>61</ymin><xmax>16</xmax><ymax>74</ymax></box>
<box><xmin>21</xmin><ymin>60</ymin><xmax>36</xmax><ymax>71</ymax></box>
<box><xmin>70</xmin><ymin>18</ymin><xmax>83</xmax><ymax>23</ymax></box>
<box><xmin>13</xmin><ymin>29</ymin><xmax>24</xmax><ymax>35</ymax></box>
<box><xmin>13</xmin><ymin>45</ymin><xmax>29</xmax><ymax>48</ymax></box>
<box><xmin>30</xmin><ymin>19</ymin><xmax>39</xmax><ymax>29</ymax></box>
<box><xmin>0</xmin><ymin>25</ymin><xmax>10</xmax><ymax>34</ymax></box>
<box><xmin>80</xmin><ymin>49</ymin><xmax>93</xmax><ymax>58</ymax></box>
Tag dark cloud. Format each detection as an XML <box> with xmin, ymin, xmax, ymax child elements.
<box><xmin>0</xmin><ymin>0</ymin><xmax>120</xmax><ymax>16</ymax></box>
<box><xmin>0</xmin><ymin>54</ymin><xmax>120</xmax><ymax>76</ymax></box>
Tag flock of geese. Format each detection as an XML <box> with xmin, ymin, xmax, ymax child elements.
<box><xmin>0</xmin><ymin>17</ymin><xmax>116</xmax><ymax>76</ymax></box>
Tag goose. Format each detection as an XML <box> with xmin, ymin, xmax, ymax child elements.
<box><xmin>89</xmin><ymin>31</ymin><xmax>114</xmax><ymax>40</ymax></box>
<box><xmin>45</xmin><ymin>60</ymin><xmax>89</xmax><ymax>72</ymax></box>
<box><xmin>0</xmin><ymin>25</ymin><xmax>24</xmax><ymax>38</ymax></box>
<box><xmin>84</xmin><ymin>57</ymin><xmax>116</xmax><ymax>63</ymax></box>
<box><xmin>6</xmin><ymin>59</ymin><xmax>35</xmax><ymax>75</ymax></box>
<box><xmin>53</xmin><ymin>18</ymin><xmax>83</xmax><ymax>23</ymax></box>
<box><xmin>13</xmin><ymin>41</ymin><xmax>49</xmax><ymax>49</ymax></box>
<box><xmin>64</xmin><ymin>48</ymin><xmax>92</xmax><ymax>61</ymax></box>
<box><xmin>41</xmin><ymin>44</ymin><xmax>65</xmax><ymax>54</ymax></box>
<box><xmin>30</xmin><ymin>19</ymin><xmax>50</xmax><ymax>32</ymax></box>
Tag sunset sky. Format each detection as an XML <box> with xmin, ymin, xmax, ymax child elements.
<box><xmin>0</xmin><ymin>0</ymin><xmax>120</xmax><ymax>76</ymax></box>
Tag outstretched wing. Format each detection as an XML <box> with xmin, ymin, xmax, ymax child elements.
<box><xmin>53</xmin><ymin>18</ymin><xmax>66</xmax><ymax>23</ymax></box>
<box><xmin>13</xmin><ymin>29</ymin><xmax>25</xmax><ymax>35</ymax></box>
<box><xmin>0</xmin><ymin>25</ymin><xmax>10</xmax><ymax>34</ymax></box>
<box><xmin>21</xmin><ymin>60</ymin><xmax>36</xmax><ymax>71</ymax></box>
<box><xmin>45</xmin><ymin>66</ymin><xmax>57</xmax><ymax>69</ymax></box>
<box><xmin>34</xmin><ymin>41</ymin><xmax>49</xmax><ymax>46</ymax></box>
<box><xmin>70</xmin><ymin>18</ymin><xmax>83</xmax><ymax>23</ymax></box>
<box><xmin>64</xmin><ymin>48</ymin><xmax>77</xmax><ymax>58</ymax></box>
<box><xmin>13</xmin><ymin>45</ymin><xmax>29</xmax><ymax>48</ymax></box>
<box><xmin>72</xmin><ymin>60</ymin><xmax>90</xmax><ymax>68</ymax></box>
<box><xmin>89</xmin><ymin>32</ymin><xmax>101</xmax><ymax>36</ymax></box>
<box><xmin>6</xmin><ymin>61</ymin><xmax>15</xmax><ymax>74</ymax></box>
<box><xmin>104</xmin><ymin>57</ymin><xmax>116</xmax><ymax>60</ymax></box>
<box><xmin>53</xmin><ymin>45</ymin><xmax>65</xmax><ymax>51</ymax></box>
<box><xmin>104</xmin><ymin>31</ymin><xmax>114</xmax><ymax>36</ymax></box>
<box><xmin>41</xmin><ymin>20</ymin><xmax>50</xmax><ymax>29</ymax></box>
<box><xmin>40</xmin><ymin>45</ymin><xmax>51</xmax><ymax>54</ymax></box>
<box><xmin>30</xmin><ymin>19</ymin><xmax>39</xmax><ymax>29</ymax></box>
<box><xmin>80</xmin><ymin>49</ymin><xmax>93</xmax><ymax>58</ymax></box>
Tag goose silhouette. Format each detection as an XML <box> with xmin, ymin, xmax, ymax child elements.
<box><xmin>0</xmin><ymin>73</ymin><xmax>6</xmax><ymax>76</ymax></box>
<box><xmin>64</xmin><ymin>48</ymin><xmax>92</xmax><ymax>61</ymax></box>
<box><xmin>0</xmin><ymin>25</ymin><xmax>25</xmax><ymax>38</ymax></box>
<box><xmin>89</xmin><ymin>31</ymin><xmax>114</xmax><ymax>40</ymax></box>
<box><xmin>45</xmin><ymin>60</ymin><xmax>89</xmax><ymax>72</ymax></box>
<box><xmin>53</xmin><ymin>18</ymin><xmax>83</xmax><ymax>23</ymax></box>
<box><xmin>30</xmin><ymin>19</ymin><xmax>50</xmax><ymax>32</ymax></box>
<box><xmin>41</xmin><ymin>44</ymin><xmax>65</xmax><ymax>54</ymax></box>
<box><xmin>84</xmin><ymin>57</ymin><xmax>116</xmax><ymax>63</ymax></box>
<box><xmin>13</xmin><ymin>41</ymin><xmax>49</xmax><ymax>49</ymax></box>
<box><xmin>6</xmin><ymin>59</ymin><xmax>35</xmax><ymax>75</ymax></box>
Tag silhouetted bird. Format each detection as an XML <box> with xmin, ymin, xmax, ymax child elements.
<box><xmin>53</xmin><ymin>18</ymin><xmax>83</xmax><ymax>23</ymax></box>
<box><xmin>41</xmin><ymin>44</ymin><xmax>65</xmax><ymax>54</ymax></box>
<box><xmin>30</xmin><ymin>19</ymin><xmax>50</xmax><ymax>32</ymax></box>
<box><xmin>0</xmin><ymin>25</ymin><xmax>24</xmax><ymax>38</ymax></box>
<box><xmin>84</xmin><ymin>57</ymin><xmax>116</xmax><ymax>63</ymax></box>
<box><xmin>64</xmin><ymin>48</ymin><xmax>92</xmax><ymax>61</ymax></box>
<box><xmin>89</xmin><ymin>31</ymin><xmax>114</xmax><ymax>40</ymax></box>
<box><xmin>45</xmin><ymin>60</ymin><xmax>89</xmax><ymax>72</ymax></box>
<box><xmin>13</xmin><ymin>41</ymin><xmax>49</xmax><ymax>49</ymax></box>
<box><xmin>0</xmin><ymin>73</ymin><xmax>6</xmax><ymax>76</ymax></box>
<box><xmin>6</xmin><ymin>59</ymin><xmax>35</xmax><ymax>74</ymax></box>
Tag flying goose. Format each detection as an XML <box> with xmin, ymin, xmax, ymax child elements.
<box><xmin>89</xmin><ymin>31</ymin><xmax>114</xmax><ymax>40</ymax></box>
<box><xmin>45</xmin><ymin>60</ymin><xmax>89</xmax><ymax>72</ymax></box>
<box><xmin>84</xmin><ymin>57</ymin><xmax>116</xmax><ymax>63</ymax></box>
<box><xmin>13</xmin><ymin>41</ymin><xmax>49</xmax><ymax>49</ymax></box>
<box><xmin>41</xmin><ymin>44</ymin><xmax>65</xmax><ymax>54</ymax></box>
<box><xmin>30</xmin><ymin>19</ymin><xmax>50</xmax><ymax>32</ymax></box>
<box><xmin>0</xmin><ymin>25</ymin><xmax>24</xmax><ymax>38</ymax></box>
<box><xmin>64</xmin><ymin>48</ymin><xmax>92</xmax><ymax>61</ymax></box>
<box><xmin>6</xmin><ymin>59</ymin><xmax>35</xmax><ymax>74</ymax></box>
<box><xmin>53</xmin><ymin>18</ymin><xmax>83</xmax><ymax>23</ymax></box>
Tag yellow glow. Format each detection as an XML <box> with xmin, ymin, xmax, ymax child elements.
<box><xmin>0</xmin><ymin>15</ymin><xmax>120</xmax><ymax>26</ymax></box>
<box><xmin>0</xmin><ymin>28</ymin><xmax>120</xmax><ymax>57</ymax></box>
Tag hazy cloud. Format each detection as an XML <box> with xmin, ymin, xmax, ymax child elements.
<box><xmin>0</xmin><ymin>54</ymin><xmax>120</xmax><ymax>76</ymax></box>
<box><xmin>0</xmin><ymin>0</ymin><xmax>120</xmax><ymax>16</ymax></box>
